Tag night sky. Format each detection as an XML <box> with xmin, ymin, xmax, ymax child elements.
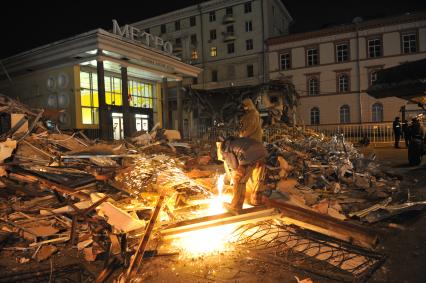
<box><xmin>1</xmin><ymin>0</ymin><xmax>425</xmax><ymax>59</ymax></box>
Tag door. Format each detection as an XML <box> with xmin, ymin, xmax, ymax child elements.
<box><xmin>135</xmin><ymin>114</ymin><xmax>149</xmax><ymax>132</ymax></box>
<box><xmin>112</xmin><ymin>112</ymin><xmax>124</xmax><ymax>140</ymax></box>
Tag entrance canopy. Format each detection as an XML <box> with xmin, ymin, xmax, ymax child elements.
<box><xmin>367</xmin><ymin>59</ymin><xmax>426</xmax><ymax>105</ymax></box>
<box><xmin>0</xmin><ymin>29</ymin><xmax>201</xmax><ymax>82</ymax></box>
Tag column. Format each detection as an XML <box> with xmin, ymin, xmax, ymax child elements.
<box><xmin>176</xmin><ymin>80</ymin><xmax>183</xmax><ymax>135</ymax></box>
<box><xmin>96</xmin><ymin>60</ymin><xmax>110</xmax><ymax>140</ymax></box>
<box><xmin>162</xmin><ymin>77</ymin><xmax>169</xmax><ymax>129</ymax></box>
<box><xmin>121</xmin><ymin>66</ymin><xmax>132</xmax><ymax>137</ymax></box>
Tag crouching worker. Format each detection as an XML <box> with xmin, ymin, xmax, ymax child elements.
<box><xmin>217</xmin><ymin>136</ymin><xmax>267</xmax><ymax>213</ymax></box>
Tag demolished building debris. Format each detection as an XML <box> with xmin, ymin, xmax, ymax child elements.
<box><xmin>0</xmin><ymin>94</ymin><xmax>424</xmax><ymax>282</ymax></box>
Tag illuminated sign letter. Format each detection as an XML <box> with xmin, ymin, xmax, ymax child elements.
<box><xmin>163</xmin><ymin>41</ymin><xmax>173</xmax><ymax>54</ymax></box>
<box><xmin>112</xmin><ymin>19</ymin><xmax>129</xmax><ymax>37</ymax></box>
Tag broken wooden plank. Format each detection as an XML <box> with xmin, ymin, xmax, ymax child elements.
<box><xmin>123</xmin><ymin>193</ymin><xmax>165</xmax><ymax>281</ymax></box>
<box><xmin>263</xmin><ymin>198</ymin><xmax>379</xmax><ymax>249</ymax></box>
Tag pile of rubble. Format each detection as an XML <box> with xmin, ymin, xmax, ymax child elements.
<box><xmin>0</xmin><ymin>94</ymin><xmax>424</xmax><ymax>281</ymax></box>
<box><xmin>263</xmin><ymin>124</ymin><xmax>424</xmax><ymax>223</ymax></box>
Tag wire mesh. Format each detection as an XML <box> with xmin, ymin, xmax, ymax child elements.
<box><xmin>230</xmin><ymin>220</ymin><xmax>385</xmax><ymax>282</ymax></box>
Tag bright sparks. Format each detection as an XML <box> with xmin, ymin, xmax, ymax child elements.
<box><xmin>171</xmin><ymin>174</ymin><xmax>237</xmax><ymax>257</ymax></box>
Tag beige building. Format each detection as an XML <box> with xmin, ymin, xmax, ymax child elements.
<box><xmin>267</xmin><ymin>12</ymin><xmax>426</xmax><ymax>127</ymax></box>
<box><xmin>131</xmin><ymin>0</ymin><xmax>292</xmax><ymax>90</ymax></box>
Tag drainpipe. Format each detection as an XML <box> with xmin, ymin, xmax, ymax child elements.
<box><xmin>260</xmin><ymin>0</ymin><xmax>266</xmax><ymax>83</ymax></box>
<box><xmin>198</xmin><ymin>4</ymin><xmax>206</xmax><ymax>88</ymax></box>
<box><xmin>355</xmin><ymin>23</ymin><xmax>363</xmax><ymax>123</ymax></box>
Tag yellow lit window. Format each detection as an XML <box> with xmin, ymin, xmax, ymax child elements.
<box><xmin>191</xmin><ymin>50</ymin><xmax>198</xmax><ymax>60</ymax></box>
<box><xmin>105</xmin><ymin>76</ymin><xmax>122</xmax><ymax>106</ymax></box>
<box><xmin>210</xmin><ymin>47</ymin><xmax>217</xmax><ymax>57</ymax></box>
<box><xmin>80</xmin><ymin>71</ymin><xmax>99</xmax><ymax>125</ymax></box>
<box><xmin>128</xmin><ymin>80</ymin><xmax>154</xmax><ymax>109</ymax></box>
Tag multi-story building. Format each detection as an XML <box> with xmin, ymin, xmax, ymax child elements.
<box><xmin>132</xmin><ymin>0</ymin><xmax>292</xmax><ymax>90</ymax></box>
<box><xmin>267</xmin><ymin>12</ymin><xmax>426</xmax><ymax>128</ymax></box>
<box><xmin>130</xmin><ymin>0</ymin><xmax>292</xmax><ymax>137</ymax></box>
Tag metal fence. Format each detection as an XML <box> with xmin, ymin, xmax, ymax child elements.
<box><xmin>307</xmin><ymin>123</ymin><xmax>395</xmax><ymax>144</ymax></box>
<box><xmin>198</xmin><ymin>122</ymin><xmax>401</xmax><ymax>144</ymax></box>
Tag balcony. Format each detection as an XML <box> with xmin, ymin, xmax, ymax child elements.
<box><xmin>223</xmin><ymin>32</ymin><xmax>236</xmax><ymax>42</ymax></box>
<box><xmin>222</xmin><ymin>14</ymin><xmax>235</xmax><ymax>24</ymax></box>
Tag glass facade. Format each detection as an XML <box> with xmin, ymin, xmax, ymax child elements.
<box><xmin>128</xmin><ymin>80</ymin><xmax>154</xmax><ymax>109</ymax></box>
<box><xmin>80</xmin><ymin>71</ymin><xmax>99</xmax><ymax>125</ymax></box>
<box><xmin>105</xmin><ymin>75</ymin><xmax>122</xmax><ymax>106</ymax></box>
<box><xmin>80</xmin><ymin>70</ymin><xmax>155</xmax><ymax>126</ymax></box>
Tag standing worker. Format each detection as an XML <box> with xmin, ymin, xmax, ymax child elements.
<box><xmin>402</xmin><ymin>119</ymin><xmax>410</xmax><ymax>148</ymax></box>
<box><xmin>239</xmin><ymin>98</ymin><xmax>263</xmax><ymax>142</ymax></box>
<box><xmin>392</xmin><ymin>117</ymin><xmax>402</xmax><ymax>148</ymax></box>
<box><xmin>217</xmin><ymin>137</ymin><xmax>267</xmax><ymax>213</ymax></box>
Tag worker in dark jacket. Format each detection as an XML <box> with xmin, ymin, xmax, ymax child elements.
<box><xmin>410</xmin><ymin>117</ymin><xmax>425</xmax><ymax>140</ymax></box>
<box><xmin>393</xmin><ymin>117</ymin><xmax>402</xmax><ymax>148</ymax></box>
<box><xmin>217</xmin><ymin>137</ymin><xmax>267</xmax><ymax>212</ymax></box>
<box><xmin>402</xmin><ymin>119</ymin><xmax>410</xmax><ymax>147</ymax></box>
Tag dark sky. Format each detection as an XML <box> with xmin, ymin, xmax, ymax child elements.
<box><xmin>1</xmin><ymin>0</ymin><xmax>425</xmax><ymax>59</ymax></box>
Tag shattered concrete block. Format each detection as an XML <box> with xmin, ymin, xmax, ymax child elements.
<box><xmin>355</xmin><ymin>175</ymin><xmax>371</xmax><ymax>190</ymax></box>
<box><xmin>36</xmin><ymin>245</ymin><xmax>58</xmax><ymax>262</ymax></box>
<box><xmin>277</xmin><ymin>178</ymin><xmax>298</xmax><ymax>194</ymax></box>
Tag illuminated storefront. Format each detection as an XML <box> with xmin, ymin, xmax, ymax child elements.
<box><xmin>0</xmin><ymin>22</ymin><xmax>201</xmax><ymax>140</ymax></box>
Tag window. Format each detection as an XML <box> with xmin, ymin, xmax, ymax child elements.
<box><xmin>368</xmin><ymin>38</ymin><xmax>382</xmax><ymax>58</ymax></box>
<box><xmin>247</xmin><ymin>64</ymin><xmax>254</xmax><ymax>77</ymax></box>
<box><xmin>340</xmin><ymin>105</ymin><xmax>350</xmax><ymax>124</ymax></box>
<box><xmin>227</xmin><ymin>25</ymin><xmax>234</xmax><ymax>33</ymax></box>
<box><xmin>190</xmin><ymin>16</ymin><xmax>196</xmax><ymax>27</ymax></box>
<box><xmin>210</xmin><ymin>46</ymin><xmax>217</xmax><ymax>57</ymax></box>
<box><xmin>160</xmin><ymin>24</ymin><xmax>166</xmax><ymax>34</ymax></box>
<box><xmin>372</xmin><ymin>103</ymin><xmax>383</xmax><ymax>122</ymax></box>
<box><xmin>338</xmin><ymin>73</ymin><xmax>349</xmax><ymax>92</ymax></box>
<box><xmin>191</xmin><ymin>34</ymin><xmax>197</xmax><ymax>45</ymax></box>
<box><xmin>144</xmin><ymin>28</ymin><xmax>150</xmax><ymax>33</ymax></box>
<box><xmin>212</xmin><ymin>70</ymin><xmax>218</xmax><ymax>82</ymax></box>
<box><xmin>175</xmin><ymin>38</ymin><xmax>181</xmax><ymax>45</ymax></box>
<box><xmin>245</xmin><ymin>2</ymin><xmax>252</xmax><ymax>13</ymax></box>
<box><xmin>280</xmin><ymin>53</ymin><xmax>291</xmax><ymax>70</ymax></box>
<box><xmin>174</xmin><ymin>20</ymin><xmax>180</xmax><ymax>31</ymax></box>
<box><xmin>80</xmin><ymin>71</ymin><xmax>99</xmax><ymax>125</ymax></box>
<box><xmin>210</xmin><ymin>29</ymin><xmax>217</xmax><ymax>40</ymax></box>
<box><xmin>105</xmin><ymin>75</ymin><xmax>122</xmax><ymax>106</ymax></box>
<box><xmin>336</xmin><ymin>43</ymin><xmax>349</xmax><ymax>62</ymax></box>
<box><xmin>307</xmin><ymin>48</ymin><xmax>318</xmax><ymax>66</ymax></box>
<box><xmin>191</xmin><ymin>50</ymin><xmax>198</xmax><ymax>60</ymax></box>
<box><xmin>226</xmin><ymin>7</ymin><xmax>233</xmax><ymax>15</ymax></box>
<box><xmin>402</xmin><ymin>33</ymin><xmax>417</xmax><ymax>53</ymax></box>
<box><xmin>245</xmin><ymin>21</ymin><xmax>253</xmax><ymax>32</ymax></box>
<box><xmin>308</xmin><ymin>77</ymin><xmax>319</xmax><ymax>95</ymax></box>
<box><xmin>310</xmin><ymin>107</ymin><xmax>320</xmax><ymax>125</ymax></box>
<box><xmin>128</xmin><ymin>80</ymin><xmax>154</xmax><ymax>109</ymax></box>
<box><xmin>246</xmin><ymin>39</ymin><xmax>253</xmax><ymax>50</ymax></box>
<box><xmin>369</xmin><ymin>69</ymin><xmax>379</xmax><ymax>86</ymax></box>
<box><xmin>227</xmin><ymin>43</ymin><xmax>235</xmax><ymax>54</ymax></box>
<box><xmin>272</xmin><ymin>6</ymin><xmax>275</xmax><ymax>15</ymax></box>
<box><xmin>209</xmin><ymin>11</ymin><xmax>216</xmax><ymax>22</ymax></box>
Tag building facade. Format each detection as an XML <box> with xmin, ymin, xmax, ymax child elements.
<box><xmin>132</xmin><ymin>0</ymin><xmax>292</xmax><ymax>90</ymax></box>
<box><xmin>267</xmin><ymin>12</ymin><xmax>426</xmax><ymax>127</ymax></box>
<box><xmin>0</xmin><ymin>29</ymin><xmax>200</xmax><ymax>140</ymax></box>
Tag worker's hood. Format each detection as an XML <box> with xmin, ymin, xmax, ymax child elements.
<box><xmin>242</xmin><ymin>98</ymin><xmax>256</xmax><ymax>111</ymax></box>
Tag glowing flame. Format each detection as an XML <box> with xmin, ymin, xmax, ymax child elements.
<box><xmin>171</xmin><ymin>174</ymin><xmax>236</xmax><ymax>257</ymax></box>
<box><xmin>208</xmin><ymin>174</ymin><xmax>227</xmax><ymax>214</ymax></box>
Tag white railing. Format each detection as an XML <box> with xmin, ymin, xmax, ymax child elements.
<box><xmin>307</xmin><ymin>123</ymin><xmax>395</xmax><ymax>144</ymax></box>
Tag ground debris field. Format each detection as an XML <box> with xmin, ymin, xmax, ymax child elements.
<box><xmin>0</xmin><ymin>94</ymin><xmax>425</xmax><ymax>283</ymax></box>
